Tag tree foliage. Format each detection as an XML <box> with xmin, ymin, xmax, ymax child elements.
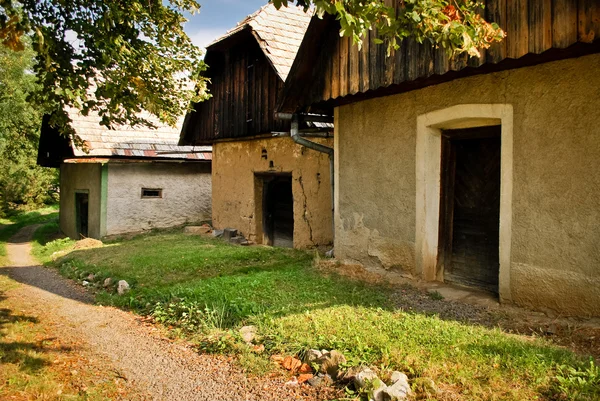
<box><xmin>274</xmin><ymin>0</ymin><xmax>505</xmax><ymax>57</ymax></box>
<box><xmin>0</xmin><ymin>0</ymin><xmax>209</xmax><ymax>136</ymax></box>
<box><xmin>0</xmin><ymin>42</ymin><xmax>58</xmax><ymax>213</ymax></box>
<box><xmin>0</xmin><ymin>0</ymin><xmax>504</xmax><ymax>138</ymax></box>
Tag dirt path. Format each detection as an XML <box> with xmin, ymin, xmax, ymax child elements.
<box><xmin>1</xmin><ymin>226</ymin><xmax>334</xmax><ymax>401</ymax></box>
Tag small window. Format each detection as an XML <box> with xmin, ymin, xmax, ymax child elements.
<box><xmin>141</xmin><ymin>188</ymin><xmax>162</xmax><ymax>198</ymax></box>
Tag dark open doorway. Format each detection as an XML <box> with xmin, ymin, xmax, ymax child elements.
<box><xmin>262</xmin><ymin>175</ymin><xmax>294</xmax><ymax>248</ymax></box>
<box><xmin>439</xmin><ymin>126</ymin><xmax>501</xmax><ymax>294</ymax></box>
<box><xmin>75</xmin><ymin>192</ymin><xmax>89</xmax><ymax>239</ymax></box>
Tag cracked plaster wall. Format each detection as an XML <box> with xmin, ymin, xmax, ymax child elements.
<box><xmin>335</xmin><ymin>53</ymin><xmax>600</xmax><ymax>316</ymax></box>
<box><xmin>212</xmin><ymin>136</ymin><xmax>333</xmax><ymax>248</ymax></box>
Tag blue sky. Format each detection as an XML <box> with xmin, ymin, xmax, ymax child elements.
<box><xmin>184</xmin><ymin>0</ymin><xmax>268</xmax><ymax>48</ymax></box>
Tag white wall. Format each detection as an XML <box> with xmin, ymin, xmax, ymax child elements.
<box><xmin>106</xmin><ymin>162</ymin><xmax>211</xmax><ymax>235</ymax></box>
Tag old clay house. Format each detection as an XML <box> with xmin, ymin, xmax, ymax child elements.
<box><xmin>180</xmin><ymin>4</ymin><xmax>333</xmax><ymax>248</ymax></box>
<box><xmin>38</xmin><ymin>110</ymin><xmax>212</xmax><ymax>240</ymax></box>
<box><xmin>278</xmin><ymin>1</ymin><xmax>600</xmax><ymax>316</ymax></box>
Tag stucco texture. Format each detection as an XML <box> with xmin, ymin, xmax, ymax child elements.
<box><xmin>59</xmin><ymin>163</ymin><xmax>102</xmax><ymax>239</ymax></box>
<box><xmin>335</xmin><ymin>53</ymin><xmax>600</xmax><ymax>316</ymax></box>
<box><xmin>212</xmin><ymin>136</ymin><xmax>333</xmax><ymax>248</ymax></box>
<box><xmin>105</xmin><ymin>162</ymin><xmax>211</xmax><ymax>235</ymax></box>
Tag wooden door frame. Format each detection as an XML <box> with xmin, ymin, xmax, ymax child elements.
<box><xmin>438</xmin><ymin>127</ymin><xmax>502</xmax><ymax>293</ymax></box>
<box><xmin>415</xmin><ymin>104</ymin><xmax>514</xmax><ymax>303</ymax></box>
<box><xmin>254</xmin><ymin>172</ymin><xmax>293</xmax><ymax>246</ymax></box>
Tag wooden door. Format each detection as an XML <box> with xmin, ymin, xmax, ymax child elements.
<box><xmin>439</xmin><ymin>126</ymin><xmax>501</xmax><ymax>293</ymax></box>
<box><xmin>75</xmin><ymin>192</ymin><xmax>89</xmax><ymax>239</ymax></box>
<box><xmin>263</xmin><ymin>175</ymin><xmax>294</xmax><ymax>248</ymax></box>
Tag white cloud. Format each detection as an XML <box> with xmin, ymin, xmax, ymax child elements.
<box><xmin>188</xmin><ymin>27</ymin><xmax>228</xmax><ymax>49</ymax></box>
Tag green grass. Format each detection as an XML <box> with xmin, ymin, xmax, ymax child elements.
<box><xmin>0</xmin><ymin>205</ymin><xmax>59</xmax><ymax>266</ymax></box>
<box><xmin>41</xmin><ymin>230</ymin><xmax>599</xmax><ymax>401</ymax></box>
<box><xmin>31</xmin><ymin>220</ymin><xmax>75</xmax><ymax>264</ymax></box>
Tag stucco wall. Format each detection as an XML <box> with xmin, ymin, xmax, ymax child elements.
<box><xmin>106</xmin><ymin>162</ymin><xmax>212</xmax><ymax>235</ymax></box>
<box><xmin>336</xmin><ymin>53</ymin><xmax>600</xmax><ymax>316</ymax></box>
<box><xmin>212</xmin><ymin>136</ymin><xmax>333</xmax><ymax>248</ymax></box>
<box><xmin>59</xmin><ymin>163</ymin><xmax>102</xmax><ymax>239</ymax></box>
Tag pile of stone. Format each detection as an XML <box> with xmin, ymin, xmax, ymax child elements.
<box><xmin>213</xmin><ymin>228</ymin><xmax>252</xmax><ymax>246</ymax></box>
<box><xmin>273</xmin><ymin>345</ymin><xmax>423</xmax><ymax>400</ymax></box>
<box><xmin>64</xmin><ymin>264</ymin><xmax>131</xmax><ymax>296</ymax></box>
<box><xmin>184</xmin><ymin>225</ymin><xmax>253</xmax><ymax>246</ymax></box>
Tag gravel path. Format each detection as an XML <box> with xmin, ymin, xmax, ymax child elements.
<box><xmin>2</xmin><ymin>225</ymin><xmax>337</xmax><ymax>401</ymax></box>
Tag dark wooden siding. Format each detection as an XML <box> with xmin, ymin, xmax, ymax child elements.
<box><xmin>180</xmin><ymin>31</ymin><xmax>290</xmax><ymax>145</ymax></box>
<box><xmin>280</xmin><ymin>0</ymin><xmax>600</xmax><ymax>112</ymax></box>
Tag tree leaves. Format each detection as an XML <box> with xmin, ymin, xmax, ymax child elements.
<box><xmin>0</xmin><ymin>42</ymin><xmax>58</xmax><ymax>211</ymax></box>
<box><xmin>274</xmin><ymin>0</ymin><xmax>505</xmax><ymax>58</ymax></box>
<box><xmin>0</xmin><ymin>0</ymin><xmax>209</xmax><ymax>137</ymax></box>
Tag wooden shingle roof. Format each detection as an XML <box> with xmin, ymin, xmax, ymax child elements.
<box><xmin>208</xmin><ymin>4</ymin><xmax>312</xmax><ymax>81</ymax></box>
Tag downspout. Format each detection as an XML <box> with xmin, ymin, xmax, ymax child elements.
<box><xmin>289</xmin><ymin>114</ymin><xmax>335</xmax><ymax>245</ymax></box>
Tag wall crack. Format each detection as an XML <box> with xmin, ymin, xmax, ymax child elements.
<box><xmin>297</xmin><ymin>176</ymin><xmax>315</xmax><ymax>246</ymax></box>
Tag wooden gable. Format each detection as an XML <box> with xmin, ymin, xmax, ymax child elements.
<box><xmin>180</xmin><ymin>30</ymin><xmax>289</xmax><ymax>145</ymax></box>
<box><xmin>279</xmin><ymin>0</ymin><xmax>600</xmax><ymax>113</ymax></box>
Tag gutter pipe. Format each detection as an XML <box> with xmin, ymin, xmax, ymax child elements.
<box><xmin>284</xmin><ymin>113</ymin><xmax>335</xmax><ymax>244</ymax></box>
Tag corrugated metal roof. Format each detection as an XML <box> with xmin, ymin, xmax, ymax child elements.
<box><xmin>208</xmin><ymin>4</ymin><xmax>312</xmax><ymax>81</ymax></box>
<box><xmin>66</xmin><ymin>107</ymin><xmax>212</xmax><ymax>161</ymax></box>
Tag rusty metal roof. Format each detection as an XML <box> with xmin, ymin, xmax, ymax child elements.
<box><xmin>66</xmin><ymin>107</ymin><xmax>212</xmax><ymax>161</ymax></box>
<box><xmin>208</xmin><ymin>4</ymin><xmax>312</xmax><ymax>81</ymax></box>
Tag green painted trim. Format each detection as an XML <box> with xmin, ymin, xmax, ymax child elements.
<box><xmin>99</xmin><ymin>163</ymin><xmax>108</xmax><ymax>237</ymax></box>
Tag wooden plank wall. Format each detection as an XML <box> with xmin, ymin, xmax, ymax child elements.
<box><xmin>302</xmin><ymin>0</ymin><xmax>599</xmax><ymax>107</ymax></box>
<box><xmin>183</xmin><ymin>36</ymin><xmax>289</xmax><ymax>144</ymax></box>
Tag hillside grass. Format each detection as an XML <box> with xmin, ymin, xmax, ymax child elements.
<box><xmin>36</xmin><ymin>229</ymin><xmax>599</xmax><ymax>401</ymax></box>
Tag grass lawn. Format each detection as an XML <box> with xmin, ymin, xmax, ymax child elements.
<box><xmin>37</xmin><ymin>229</ymin><xmax>599</xmax><ymax>401</ymax></box>
<box><xmin>0</xmin><ymin>205</ymin><xmax>59</xmax><ymax>267</ymax></box>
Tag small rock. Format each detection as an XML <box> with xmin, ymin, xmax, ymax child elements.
<box><xmin>298</xmin><ymin>363</ymin><xmax>313</xmax><ymax>374</ymax></box>
<box><xmin>382</xmin><ymin>371</ymin><xmax>411</xmax><ymax>400</ymax></box>
<box><xmin>325</xmin><ymin>249</ymin><xmax>334</xmax><ymax>258</ymax></box>
<box><xmin>82</xmin><ymin>280</ymin><xmax>90</xmax><ymax>287</ymax></box>
<box><xmin>308</xmin><ymin>374</ymin><xmax>334</xmax><ymax>387</ymax></box>
<box><xmin>319</xmin><ymin>350</ymin><xmax>346</xmax><ymax>379</ymax></box>
<box><xmin>117</xmin><ymin>280</ymin><xmax>130</xmax><ymax>295</ymax></box>
<box><xmin>87</xmin><ymin>273</ymin><xmax>95</xmax><ymax>281</ymax></box>
<box><xmin>307</xmin><ymin>375</ymin><xmax>323</xmax><ymax>387</ymax></box>
<box><xmin>282</xmin><ymin>356</ymin><xmax>302</xmax><ymax>372</ymax></box>
<box><xmin>223</xmin><ymin>228</ymin><xmax>238</xmax><ymax>240</ymax></box>
<box><xmin>298</xmin><ymin>373</ymin><xmax>313</xmax><ymax>384</ymax></box>
<box><xmin>229</xmin><ymin>236</ymin><xmax>246</xmax><ymax>245</ymax></box>
<box><xmin>372</xmin><ymin>383</ymin><xmax>388</xmax><ymax>401</ymax></box>
<box><xmin>284</xmin><ymin>376</ymin><xmax>299</xmax><ymax>386</ymax></box>
<box><xmin>354</xmin><ymin>367</ymin><xmax>379</xmax><ymax>389</ymax></box>
<box><xmin>240</xmin><ymin>240</ymin><xmax>253</xmax><ymax>246</ymax></box>
<box><xmin>390</xmin><ymin>371</ymin><xmax>409</xmax><ymax>385</ymax></box>
<box><xmin>212</xmin><ymin>229</ymin><xmax>224</xmax><ymax>238</ymax></box>
<box><xmin>103</xmin><ymin>277</ymin><xmax>113</xmax><ymax>287</ymax></box>
<box><xmin>239</xmin><ymin>325</ymin><xmax>257</xmax><ymax>343</ymax></box>
<box><xmin>304</xmin><ymin>349</ymin><xmax>323</xmax><ymax>363</ymax></box>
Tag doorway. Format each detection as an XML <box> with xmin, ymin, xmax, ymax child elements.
<box><xmin>75</xmin><ymin>192</ymin><xmax>89</xmax><ymax>239</ymax></box>
<box><xmin>439</xmin><ymin>126</ymin><xmax>501</xmax><ymax>293</ymax></box>
<box><xmin>262</xmin><ymin>175</ymin><xmax>294</xmax><ymax>247</ymax></box>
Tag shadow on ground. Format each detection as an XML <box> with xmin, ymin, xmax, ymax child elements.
<box><xmin>0</xmin><ymin>293</ymin><xmax>72</xmax><ymax>373</ymax></box>
<box><xmin>0</xmin><ymin>266</ymin><xmax>92</xmax><ymax>304</ymax></box>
